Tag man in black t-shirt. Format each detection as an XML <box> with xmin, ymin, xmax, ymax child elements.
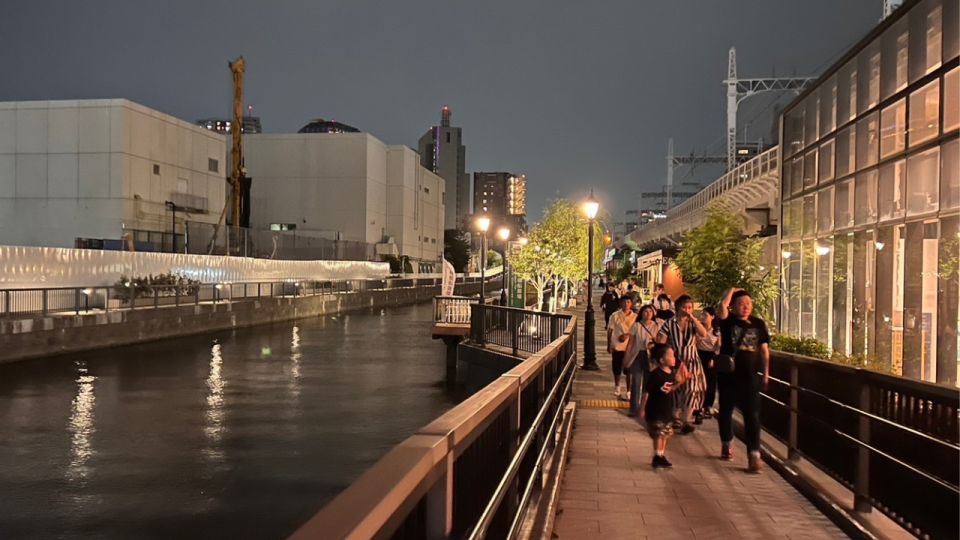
<box><xmin>600</xmin><ymin>283</ymin><xmax>619</xmax><ymax>328</ymax></box>
<box><xmin>716</xmin><ymin>288</ymin><xmax>770</xmax><ymax>473</ymax></box>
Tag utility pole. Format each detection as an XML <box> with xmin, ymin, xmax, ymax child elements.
<box><xmin>229</xmin><ymin>56</ymin><xmax>246</xmax><ymax>253</ymax></box>
<box><xmin>724</xmin><ymin>47</ymin><xmax>815</xmax><ymax>171</ymax></box>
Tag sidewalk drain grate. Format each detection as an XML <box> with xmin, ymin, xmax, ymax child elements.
<box><xmin>577</xmin><ymin>399</ymin><xmax>629</xmax><ymax>409</ymax></box>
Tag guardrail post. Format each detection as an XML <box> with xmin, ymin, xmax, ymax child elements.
<box><xmin>3</xmin><ymin>290</ymin><xmax>9</xmax><ymax>315</ymax></box>
<box><xmin>510</xmin><ymin>310</ymin><xmax>518</xmax><ymax>356</ymax></box>
<box><xmin>104</xmin><ymin>288</ymin><xmax>109</xmax><ymax>313</ymax></box>
<box><xmin>854</xmin><ymin>375</ymin><xmax>872</xmax><ymax>513</ymax></box>
<box><xmin>153</xmin><ymin>288</ymin><xmax>159</xmax><ymax>309</ymax></box>
<box><xmin>42</xmin><ymin>289</ymin><xmax>48</xmax><ymax>316</ymax></box>
<box><xmin>788</xmin><ymin>363</ymin><xmax>799</xmax><ymax>461</ymax></box>
<box><xmin>75</xmin><ymin>288</ymin><xmax>80</xmax><ymax>315</ymax></box>
<box><xmin>175</xmin><ymin>287</ymin><xmax>180</xmax><ymax>307</ymax></box>
<box><xmin>195</xmin><ymin>286</ymin><xmax>200</xmax><ymax>306</ymax></box>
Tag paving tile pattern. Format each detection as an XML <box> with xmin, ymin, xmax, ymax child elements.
<box><xmin>553</xmin><ymin>297</ymin><xmax>846</xmax><ymax>539</ymax></box>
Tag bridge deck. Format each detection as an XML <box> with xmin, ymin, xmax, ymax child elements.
<box><xmin>553</xmin><ymin>302</ymin><xmax>845</xmax><ymax>539</ymax></box>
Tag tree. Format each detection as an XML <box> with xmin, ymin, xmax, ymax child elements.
<box><xmin>443</xmin><ymin>229</ymin><xmax>470</xmax><ymax>272</ymax></box>
<box><xmin>511</xmin><ymin>198</ymin><xmax>607</xmax><ymax>311</ymax></box>
<box><xmin>486</xmin><ymin>250</ymin><xmax>502</xmax><ymax>268</ymax></box>
<box><xmin>673</xmin><ymin>205</ymin><xmax>778</xmax><ymax>318</ymax></box>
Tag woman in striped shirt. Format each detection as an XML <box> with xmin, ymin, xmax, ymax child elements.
<box><xmin>656</xmin><ymin>294</ymin><xmax>709</xmax><ymax>434</ymax></box>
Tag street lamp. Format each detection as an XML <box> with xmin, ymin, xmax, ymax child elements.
<box><xmin>477</xmin><ymin>215</ymin><xmax>491</xmax><ymax>303</ymax></box>
<box><xmin>497</xmin><ymin>227</ymin><xmax>510</xmax><ymax>306</ymax></box>
<box><xmin>581</xmin><ymin>190</ymin><xmax>601</xmax><ymax>371</ymax></box>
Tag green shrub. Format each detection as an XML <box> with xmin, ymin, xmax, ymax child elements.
<box><xmin>113</xmin><ymin>273</ymin><xmax>200</xmax><ymax>302</ymax></box>
<box><xmin>770</xmin><ymin>334</ymin><xmax>831</xmax><ymax>359</ymax></box>
<box><xmin>771</xmin><ymin>334</ymin><xmax>891</xmax><ymax>374</ymax></box>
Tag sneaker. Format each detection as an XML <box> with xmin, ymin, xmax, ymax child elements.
<box><xmin>614</xmin><ymin>387</ymin><xmax>621</xmax><ymax>398</ymax></box>
<box><xmin>747</xmin><ymin>452</ymin><xmax>763</xmax><ymax>474</ymax></box>
<box><xmin>702</xmin><ymin>408</ymin><xmax>713</xmax><ymax>419</ymax></box>
<box><xmin>652</xmin><ymin>455</ymin><xmax>673</xmax><ymax>468</ymax></box>
<box><xmin>720</xmin><ymin>445</ymin><xmax>734</xmax><ymax>461</ymax></box>
<box><xmin>680</xmin><ymin>424</ymin><xmax>695</xmax><ymax>435</ymax></box>
<box><xmin>693</xmin><ymin>412</ymin><xmax>703</xmax><ymax>425</ymax></box>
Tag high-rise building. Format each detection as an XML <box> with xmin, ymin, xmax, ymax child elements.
<box><xmin>418</xmin><ymin>106</ymin><xmax>469</xmax><ymax>230</ymax></box>
<box><xmin>473</xmin><ymin>172</ymin><xmax>527</xmax><ymax>234</ymax></box>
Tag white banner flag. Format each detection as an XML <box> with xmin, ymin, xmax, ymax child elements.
<box><xmin>441</xmin><ymin>258</ymin><xmax>456</xmax><ymax>297</ymax></box>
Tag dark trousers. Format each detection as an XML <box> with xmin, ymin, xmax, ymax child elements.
<box><xmin>604</xmin><ymin>310</ymin><xmax>615</xmax><ymax>328</ymax></box>
<box><xmin>611</xmin><ymin>350</ymin><xmax>625</xmax><ymax>378</ymax></box>
<box><xmin>717</xmin><ymin>373</ymin><xmax>762</xmax><ymax>453</ymax></box>
<box><xmin>698</xmin><ymin>349</ymin><xmax>718</xmax><ymax>410</ymax></box>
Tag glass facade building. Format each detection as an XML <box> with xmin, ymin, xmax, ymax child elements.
<box><xmin>780</xmin><ymin>0</ymin><xmax>959</xmax><ymax>385</ymax></box>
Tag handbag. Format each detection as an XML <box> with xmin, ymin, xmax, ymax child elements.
<box><xmin>715</xmin><ymin>328</ymin><xmax>745</xmax><ymax>374</ymax></box>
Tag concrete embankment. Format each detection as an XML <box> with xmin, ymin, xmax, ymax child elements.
<box><xmin>0</xmin><ymin>281</ymin><xmax>485</xmax><ymax>364</ymax></box>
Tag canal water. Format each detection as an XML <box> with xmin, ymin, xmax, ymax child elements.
<box><xmin>0</xmin><ymin>302</ymin><xmax>461</xmax><ymax>539</ymax></box>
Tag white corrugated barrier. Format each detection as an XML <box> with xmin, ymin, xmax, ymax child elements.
<box><xmin>0</xmin><ymin>245</ymin><xmax>390</xmax><ymax>289</ymax></box>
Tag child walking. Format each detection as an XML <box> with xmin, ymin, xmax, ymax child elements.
<box><xmin>640</xmin><ymin>343</ymin><xmax>686</xmax><ymax>468</ymax></box>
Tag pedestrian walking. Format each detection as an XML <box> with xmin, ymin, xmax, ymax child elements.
<box><xmin>625</xmin><ymin>304</ymin><xmax>660</xmax><ymax>417</ymax></box>
<box><xmin>695</xmin><ymin>307</ymin><xmax>720</xmax><ymax>423</ymax></box>
<box><xmin>656</xmin><ymin>295</ymin><xmax>708</xmax><ymax>434</ymax></box>
<box><xmin>715</xmin><ymin>288</ymin><xmax>771</xmax><ymax>473</ymax></box>
<box><xmin>639</xmin><ymin>343</ymin><xmax>686</xmax><ymax>468</ymax></box>
<box><xmin>653</xmin><ymin>293</ymin><xmax>674</xmax><ymax>322</ymax></box>
<box><xmin>600</xmin><ymin>283</ymin><xmax>619</xmax><ymax>329</ymax></box>
<box><xmin>625</xmin><ymin>284</ymin><xmax>641</xmax><ymax>310</ymax></box>
<box><xmin>607</xmin><ymin>296</ymin><xmax>636</xmax><ymax>399</ymax></box>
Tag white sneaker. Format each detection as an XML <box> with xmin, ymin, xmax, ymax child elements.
<box><xmin>614</xmin><ymin>386</ymin><xmax>622</xmax><ymax>398</ymax></box>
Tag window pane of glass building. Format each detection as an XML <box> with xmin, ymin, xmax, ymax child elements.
<box><xmin>945</xmin><ymin>0</ymin><xmax>959</xmax><ymax>61</ymax></box>
<box><xmin>879</xmin><ymin>159</ymin><xmax>907</xmax><ymax>221</ymax></box>
<box><xmin>805</xmin><ymin>95</ymin><xmax>819</xmax><ymax>148</ymax></box>
<box><xmin>838</xmin><ymin>60</ymin><xmax>857</xmax><ymax>125</ymax></box>
<box><xmin>937</xmin><ymin>216</ymin><xmax>959</xmax><ymax>386</ymax></box>
<box><xmin>835</xmin><ymin>178</ymin><xmax>854</xmax><ymax>229</ymax></box>
<box><xmin>820</xmin><ymin>76</ymin><xmax>837</xmax><ymax>137</ymax></box>
<box><xmin>815</xmin><ymin>237</ymin><xmax>833</xmax><ymax>344</ymax></box>
<box><xmin>818</xmin><ymin>186</ymin><xmax>834</xmax><ymax>233</ymax></box>
<box><xmin>801</xmin><ymin>242</ymin><xmax>816</xmax><ymax>336</ymax></box>
<box><xmin>833</xmin><ymin>233</ymin><xmax>853</xmax><ymax>355</ymax></box>
<box><xmin>942</xmin><ymin>138</ymin><xmax>958</xmax><ymax>210</ymax></box>
<box><xmin>881</xmin><ymin>17</ymin><xmax>910</xmax><ymax>99</ymax></box>
<box><xmin>856</xmin><ymin>112</ymin><xmax>879</xmax><ymax>170</ymax></box>
<box><xmin>819</xmin><ymin>139</ymin><xmax>835</xmax><ymax>183</ymax></box>
<box><xmin>909</xmin><ymin>0</ymin><xmax>943</xmax><ymax>83</ymax></box>
<box><xmin>908</xmin><ymin>80</ymin><xmax>940</xmax><ymax>147</ymax></box>
<box><xmin>858</xmin><ymin>42</ymin><xmax>881</xmax><ymax>113</ymax></box>
<box><xmin>791</xmin><ymin>156</ymin><xmax>803</xmax><ymax>195</ymax></box>
<box><xmin>906</xmin><ymin>146</ymin><xmax>940</xmax><ymax>216</ymax></box>
<box><xmin>855</xmin><ymin>170</ymin><xmax>879</xmax><ymax>226</ymax></box>
<box><xmin>902</xmin><ymin>220</ymin><xmax>940</xmax><ymax>380</ymax></box>
<box><xmin>802</xmin><ymin>195</ymin><xmax>816</xmax><ymax>237</ymax></box>
<box><xmin>803</xmin><ymin>150</ymin><xmax>817</xmax><ymax>190</ymax></box>
<box><xmin>836</xmin><ymin>125</ymin><xmax>855</xmax><ymax>178</ymax></box>
<box><xmin>944</xmin><ymin>67</ymin><xmax>959</xmax><ymax>132</ymax></box>
<box><xmin>875</xmin><ymin>225</ymin><xmax>905</xmax><ymax>375</ymax></box>
<box><xmin>852</xmin><ymin>230</ymin><xmax>877</xmax><ymax>357</ymax></box>
<box><xmin>880</xmin><ymin>99</ymin><xmax>906</xmax><ymax>158</ymax></box>
<box><xmin>784</xmin><ymin>243</ymin><xmax>802</xmax><ymax>336</ymax></box>
<box><xmin>785</xmin><ymin>109</ymin><xmax>804</xmax><ymax>157</ymax></box>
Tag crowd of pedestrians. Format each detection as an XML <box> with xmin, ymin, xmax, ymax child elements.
<box><xmin>599</xmin><ymin>280</ymin><xmax>771</xmax><ymax>472</ymax></box>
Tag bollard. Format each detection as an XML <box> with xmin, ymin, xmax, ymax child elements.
<box><xmin>510</xmin><ymin>310</ymin><xmax>518</xmax><ymax>356</ymax></box>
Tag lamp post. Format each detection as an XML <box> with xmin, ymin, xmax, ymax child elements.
<box><xmin>581</xmin><ymin>191</ymin><xmax>600</xmax><ymax>371</ymax></box>
<box><xmin>497</xmin><ymin>226</ymin><xmax>510</xmax><ymax>306</ymax></box>
<box><xmin>477</xmin><ymin>215</ymin><xmax>491</xmax><ymax>303</ymax></box>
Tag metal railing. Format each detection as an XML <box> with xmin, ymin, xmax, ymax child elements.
<box><xmin>470</xmin><ymin>303</ymin><xmax>573</xmax><ymax>356</ymax></box>
<box><xmin>434</xmin><ymin>296</ymin><xmax>480</xmax><ymax>324</ymax></box>
<box><xmin>761</xmin><ymin>351</ymin><xmax>959</xmax><ymax>539</ymax></box>
<box><xmin>626</xmin><ymin>146</ymin><xmax>779</xmax><ymax>247</ymax></box>
<box><xmin>0</xmin><ymin>276</ymin><xmax>489</xmax><ymax>318</ymax></box>
<box><xmin>289</xmin><ymin>312</ymin><xmax>578</xmax><ymax>540</ymax></box>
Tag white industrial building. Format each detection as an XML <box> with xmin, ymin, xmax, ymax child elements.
<box><xmin>0</xmin><ymin>99</ymin><xmax>226</xmax><ymax>249</ymax></box>
<box><xmin>243</xmin><ymin>132</ymin><xmax>445</xmax><ymax>269</ymax></box>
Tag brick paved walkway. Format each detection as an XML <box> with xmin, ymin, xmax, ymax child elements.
<box><xmin>552</xmin><ymin>298</ymin><xmax>845</xmax><ymax>539</ymax></box>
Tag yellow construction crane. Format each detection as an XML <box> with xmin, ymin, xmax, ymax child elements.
<box><xmin>229</xmin><ymin>56</ymin><xmax>245</xmax><ymax>239</ymax></box>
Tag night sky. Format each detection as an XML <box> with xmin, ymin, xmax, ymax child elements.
<box><xmin>1</xmin><ymin>0</ymin><xmax>880</xmax><ymax>223</ymax></box>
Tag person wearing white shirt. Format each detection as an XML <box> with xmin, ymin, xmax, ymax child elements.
<box><xmin>606</xmin><ymin>296</ymin><xmax>636</xmax><ymax>398</ymax></box>
<box><xmin>625</xmin><ymin>304</ymin><xmax>661</xmax><ymax>416</ymax></box>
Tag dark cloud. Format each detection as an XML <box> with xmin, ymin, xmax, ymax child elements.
<box><xmin>1</xmin><ymin>0</ymin><xmax>879</xmax><ymax>221</ymax></box>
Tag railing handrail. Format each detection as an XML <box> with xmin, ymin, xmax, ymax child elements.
<box><xmin>289</xmin><ymin>310</ymin><xmax>578</xmax><ymax>540</ymax></box>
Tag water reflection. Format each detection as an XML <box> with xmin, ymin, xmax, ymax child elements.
<box><xmin>290</xmin><ymin>326</ymin><xmax>302</xmax><ymax>400</ymax></box>
<box><xmin>203</xmin><ymin>342</ymin><xmax>225</xmax><ymax>463</ymax></box>
<box><xmin>66</xmin><ymin>361</ymin><xmax>96</xmax><ymax>483</ymax></box>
